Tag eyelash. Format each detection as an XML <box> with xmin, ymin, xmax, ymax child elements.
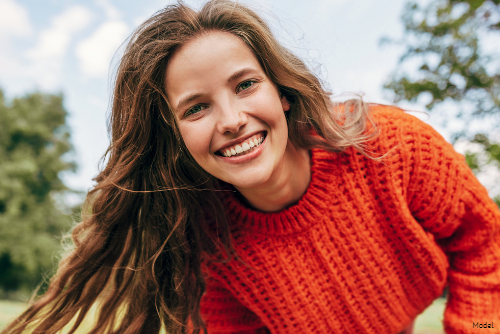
<box><xmin>184</xmin><ymin>80</ymin><xmax>257</xmax><ymax>117</ymax></box>
<box><xmin>185</xmin><ymin>104</ymin><xmax>208</xmax><ymax>117</ymax></box>
<box><xmin>236</xmin><ymin>80</ymin><xmax>257</xmax><ymax>93</ymax></box>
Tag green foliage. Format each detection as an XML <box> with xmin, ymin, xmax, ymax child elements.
<box><xmin>383</xmin><ymin>0</ymin><xmax>500</xmax><ymax>115</ymax></box>
<box><xmin>383</xmin><ymin>0</ymin><xmax>500</xmax><ymax>206</ymax></box>
<box><xmin>466</xmin><ymin>134</ymin><xmax>500</xmax><ymax>206</ymax></box>
<box><xmin>0</xmin><ymin>89</ymin><xmax>76</xmax><ymax>296</ymax></box>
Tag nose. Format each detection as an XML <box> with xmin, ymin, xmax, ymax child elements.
<box><xmin>216</xmin><ymin>99</ymin><xmax>248</xmax><ymax>134</ymax></box>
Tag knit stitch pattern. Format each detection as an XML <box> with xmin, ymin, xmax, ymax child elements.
<box><xmin>197</xmin><ymin>106</ymin><xmax>500</xmax><ymax>334</ymax></box>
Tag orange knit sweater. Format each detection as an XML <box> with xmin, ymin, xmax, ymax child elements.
<box><xmin>198</xmin><ymin>106</ymin><xmax>500</xmax><ymax>334</ymax></box>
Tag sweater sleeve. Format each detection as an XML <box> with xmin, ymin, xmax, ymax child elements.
<box><xmin>399</xmin><ymin>112</ymin><xmax>500</xmax><ymax>333</ymax></box>
<box><xmin>196</xmin><ymin>274</ymin><xmax>268</xmax><ymax>334</ymax></box>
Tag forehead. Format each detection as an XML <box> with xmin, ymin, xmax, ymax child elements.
<box><xmin>164</xmin><ymin>31</ymin><xmax>263</xmax><ymax>102</ymax></box>
<box><xmin>168</xmin><ymin>30</ymin><xmax>259</xmax><ymax>70</ymax></box>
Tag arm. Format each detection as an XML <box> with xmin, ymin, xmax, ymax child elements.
<box><xmin>400</xmin><ymin>113</ymin><xmax>500</xmax><ymax>333</ymax></box>
<box><xmin>192</xmin><ymin>275</ymin><xmax>268</xmax><ymax>334</ymax></box>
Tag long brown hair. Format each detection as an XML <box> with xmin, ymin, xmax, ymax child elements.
<box><xmin>2</xmin><ymin>1</ymin><xmax>376</xmax><ymax>333</ymax></box>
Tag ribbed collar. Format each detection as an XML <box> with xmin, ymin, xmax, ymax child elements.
<box><xmin>223</xmin><ymin>148</ymin><xmax>339</xmax><ymax>237</ymax></box>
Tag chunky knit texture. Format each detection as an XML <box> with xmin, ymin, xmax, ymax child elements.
<box><xmin>197</xmin><ymin>106</ymin><xmax>500</xmax><ymax>334</ymax></box>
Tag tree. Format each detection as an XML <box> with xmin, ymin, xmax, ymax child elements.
<box><xmin>0</xmin><ymin>89</ymin><xmax>76</xmax><ymax>296</ymax></box>
<box><xmin>383</xmin><ymin>0</ymin><xmax>500</xmax><ymax>206</ymax></box>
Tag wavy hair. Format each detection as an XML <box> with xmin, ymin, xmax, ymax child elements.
<box><xmin>2</xmin><ymin>1</ymin><xmax>376</xmax><ymax>333</ymax></box>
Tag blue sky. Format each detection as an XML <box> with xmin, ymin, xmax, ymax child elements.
<box><xmin>4</xmin><ymin>0</ymin><xmax>497</xmax><ymax>200</ymax></box>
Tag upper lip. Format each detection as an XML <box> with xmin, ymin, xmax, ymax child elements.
<box><xmin>215</xmin><ymin>131</ymin><xmax>266</xmax><ymax>153</ymax></box>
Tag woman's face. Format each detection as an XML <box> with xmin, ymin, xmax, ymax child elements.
<box><xmin>165</xmin><ymin>31</ymin><xmax>291</xmax><ymax>190</ymax></box>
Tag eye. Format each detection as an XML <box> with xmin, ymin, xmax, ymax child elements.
<box><xmin>236</xmin><ymin>80</ymin><xmax>256</xmax><ymax>93</ymax></box>
<box><xmin>185</xmin><ymin>104</ymin><xmax>208</xmax><ymax>117</ymax></box>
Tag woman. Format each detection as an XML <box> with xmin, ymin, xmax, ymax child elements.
<box><xmin>4</xmin><ymin>1</ymin><xmax>499</xmax><ymax>333</ymax></box>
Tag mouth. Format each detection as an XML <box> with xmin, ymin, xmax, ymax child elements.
<box><xmin>216</xmin><ymin>131</ymin><xmax>267</xmax><ymax>158</ymax></box>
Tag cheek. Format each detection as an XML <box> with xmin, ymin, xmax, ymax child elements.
<box><xmin>251</xmin><ymin>92</ymin><xmax>287</xmax><ymax>128</ymax></box>
<box><xmin>179</xmin><ymin>124</ymin><xmax>213</xmax><ymax>160</ymax></box>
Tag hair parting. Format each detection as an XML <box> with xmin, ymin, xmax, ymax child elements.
<box><xmin>2</xmin><ymin>1</ymin><xmax>378</xmax><ymax>334</ymax></box>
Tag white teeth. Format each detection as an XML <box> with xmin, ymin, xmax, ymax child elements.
<box><xmin>221</xmin><ymin>135</ymin><xmax>265</xmax><ymax>157</ymax></box>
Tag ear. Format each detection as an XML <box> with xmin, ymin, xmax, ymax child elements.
<box><xmin>280</xmin><ymin>95</ymin><xmax>290</xmax><ymax>112</ymax></box>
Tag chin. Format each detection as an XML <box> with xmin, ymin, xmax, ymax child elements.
<box><xmin>231</xmin><ymin>180</ymin><xmax>263</xmax><ymax>190</ymax></box>
<box><xmin>225</xmin><ymin>168</ymin><xmax>274</xmax><ymax>190</ymax></box>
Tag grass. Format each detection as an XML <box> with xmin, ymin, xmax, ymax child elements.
<box><xmin>414</xmin><ymin>298</ymin><xmax>445</xmax><ymax>334</ymax></box>
<box><xmin>0</xmin><ymin>298</ymin><xmax>445</xmax><ymax>333</ymax></box>
<box><xmin>0</xmin><ymin>300</ymin><xmax>29</xmax><ymax>330</ymax></box>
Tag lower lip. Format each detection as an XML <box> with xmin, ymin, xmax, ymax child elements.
<box><xmin>217</xmin><ymin>135</ymin><xmax>267</xmax><ymax>164</ymax></box>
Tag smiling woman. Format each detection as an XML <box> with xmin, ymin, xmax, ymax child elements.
<box><xmin>2</xmin><ymin>1</ymin><xmax>500</xmax><ymax>334</ymax></box>
<box><xmin>165</xmin><ymin>31</ymin><xmax>310</xmax><ymax>211</ymax></box>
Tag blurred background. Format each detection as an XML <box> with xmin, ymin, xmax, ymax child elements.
<box><xmin>0</xmin><ymin>0</ymin><xmax>499</xmax><ymax>332</ymax></box>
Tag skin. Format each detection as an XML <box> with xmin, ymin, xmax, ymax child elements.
<box><xmin>165</xmin><ymin>31</ymin><xmax>310</xmax><ymax>212</ymax></box>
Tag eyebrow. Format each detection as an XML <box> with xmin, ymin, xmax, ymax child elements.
<box><xmin>175</xmin><ymin>67</ymin><xmax>259</xmax><ymax>112</ymax></box>
<box><xmin>227</xmin><ymin>67</ymin><xmax>258</xmax><ymax>84</ymax></box>
<box><xmin>176</xmin><ymin>93</ymin><xmax>203</xmax><ymax>112</ymax></box>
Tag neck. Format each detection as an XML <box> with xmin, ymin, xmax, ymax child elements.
<box><xmin>234</xmin><ymin>140</ymin><xmax>311</xmax><ymax>212</ymax></box>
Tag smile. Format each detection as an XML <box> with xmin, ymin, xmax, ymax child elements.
<box><xmin>217</xmin><ymin>132</ymin><xmax>267</xmax><ymax>158</ymax></box>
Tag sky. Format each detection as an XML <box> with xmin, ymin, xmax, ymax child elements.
<box><xmin>1</xmin><ymin>0</ymin><xmax>498</xmax><ymax>200</ymax></box>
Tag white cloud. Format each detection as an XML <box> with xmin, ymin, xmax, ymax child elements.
<box><xmin>0</xmin><ymin>0</ymin><xmax>32</xmax><ymax>40</ymax></box>
<box><xmin>0</xmin><ymin>0</ymin><xmax>31</xmax><ymax>83</ymax></box>
<box><xmin>308</xmin><ymin>0</ymin><xmax>349</xmax><ymax>22</ymax></box>
<box><xmin>75</xmin><ymin>20</ymin><xmax>129</xmax><ymax>78</ymax></box>
<box><xmin>25</xmin><ymin>5</ymin><xmax>92</xmax><ymax>89</ymax></box>
<box><xmin>95</xmin><ymin>0</ymin><xmax>121</xmax><ymax>19</ymax></box>
<box><xmin>27</xmin><ymin>6</ymin><xmax>92</xmax><ymax>61</ymax></box>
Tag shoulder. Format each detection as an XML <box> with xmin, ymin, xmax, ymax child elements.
<box><xmin>361</xmin><ymin>104</ymin><xmax>470</xmax><ymax>192</ymax></box>
<box><xmin>366</xmin><ymin>104</ymin><xmax>453</xmax><ymax>154</ymax></box>
<box><xmin>368</xmin><ymin>104</ymin><xmax>434</xmax><ymax>134</ymax></box>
